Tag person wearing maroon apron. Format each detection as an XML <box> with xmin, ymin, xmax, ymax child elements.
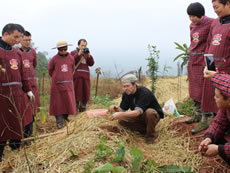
<box><xmin>19</xmin><ymin>31</ymin><xmax>40</xmax><ymax>140</ymax></box>
<box><xmin>199</xmin><ymin>72</ymin><xmax>230</xmax><ymax>166</ymax></box>
<box><xmin>0</xmin><ymin>24</ymin><xmax>34</xmax><ymax>161</ymax></box>
<box><xmin>201</xmin><ymin>0</ymin><xmax>230</xmax><ymax>130</ymax></box>
<box><xmin>71</xmin><ymin>39</ymin><xmax>94</xmax><ymax>112</ymax></box>
<box><xmin>49</xmin><ymin>41</ymin><xmax>76</xmax><ymax>129</ymax></box>
<box><xmin>185</xmin><ymin>2</ymin><xmax>214</xmax><ymax>134</ymax></box>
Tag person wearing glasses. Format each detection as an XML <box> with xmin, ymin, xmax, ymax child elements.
<box><xmin>0</xmin><ymin>23</ymin><xmax>34</xmax><ymax>161</ymax></box>
<box><xmin>19</xmin><ymin>31</ymin><xmax>40</xmax><ymax>141</ymax></box>
<box><xmin>71</xmin><ymin>39</ymin><xmax>94</xmax><ymax>112</ymax></box>
<box><xmin>48</xmin><ymin>41</ymin><xmax>76</xmax><ymax>129</ymax></box>
<box><xmin>108</xmin><ymin>74</ymin><xmax>164</xmax><ymax>144</ymax></box>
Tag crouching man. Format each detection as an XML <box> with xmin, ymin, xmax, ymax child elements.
<box><xmin>199</xmin><ymin>71</ymin><xmax>230</xmax><ymax>165</ymax></box>
<box><xmin>108</xmin><ymin>74</ymin><xmax>164</xmax><ymax>144</ymax></box>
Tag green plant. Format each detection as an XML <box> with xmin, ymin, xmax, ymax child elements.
<box><xmin>92</xmin><ymin>95</ymin><xmax>115</xmax><ymax>108</ymax></box>
<box><xmin>146</xmin><ymin>44</ymin><xmax>160</xmax><ymax>93</ymax></box>
<box><xmin>93</xmin><ymin>163</ymin><xmax>127</xmax><ymax>173</ymax></box>
<box><xmin>113</xmin><ymin>141</ymin><xmax>125</xmax><ymax>162</ymax></box>
<box><xmin>84</xmin><ymin>160</ymin><xmax>94</xmax><ymax>173</ymax></box>
<box><xmin>130</xmin><ymin>148</ymin><xmax>143</xmax><ymax>173</ymax></box>
<box><xmin>94</xmin><ymin>137</ymin><xmax>113</xmax><ymax>160</ymax></box>
<box><xmin>176</xmin><ymin>98</ymin><xmax>195</xmax><ymax>116</ymax></box>
<box><xmin>173</xmin><ymin>42</ymin><xmax>189</xmax><ymax>73</ymax></box>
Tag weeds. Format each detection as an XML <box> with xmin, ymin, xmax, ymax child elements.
<box><xmin>176</xmin><ymin>98</ymin><xmax>194</xmax><ymax>116</ymax></box>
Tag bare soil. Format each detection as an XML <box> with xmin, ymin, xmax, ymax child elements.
<box><xmin>170</xmin><ymin>116</ymin><xmax>230</xmax><ymax>173</ymax></box>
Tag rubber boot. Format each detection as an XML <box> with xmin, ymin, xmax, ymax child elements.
<box><xmin>55</xmin><ymin>115</ymin><xmax>64</xmax><ymax>129</ymax></box>
<box><xmin>191</xmin><ymin>113</ymin><xmax>210</xmax><ymax>134</ymax></box>
<box><xmin>185</xmin><ymin>112</ymin><xmax>202</xmax><ymax>124</ymax></box>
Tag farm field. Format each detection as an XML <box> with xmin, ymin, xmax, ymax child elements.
<box><xmin>0</xmin><ymin>76</ymin><xmax>229</xmax><ymax>173</ymax></box>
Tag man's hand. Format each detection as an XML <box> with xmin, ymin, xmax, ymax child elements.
<box><xmin>27</xmin><ymin>91</ymin><xmax>35</xmax><ymax>103</ymax></box>
<box><xmin>110</xmin><ymin>112</ymin><xmax>123</xmax><ymax>121</ymax></box>
<box><xmin>108</xmin><ymin>105</ymin><xmax>119</xmax><ymax>112</ymax></box>
<box><xmin>204</xmin><ymin>69</ymin><xmax>217</xmax><ymax>79</ymax></box>
<box><xmin>202</xmin><ymin>144</ymin><xmax>219</xmax><ymax>157</ymax></box>
<box><xmin>78</xmin><ymin>49</ymin><xmax>84</xmax><ymax>56</ymax></box>
<box><xmin>199</xmin><ymin>138</ymin><xmax>212</xmax><ymax>154</ymax></box>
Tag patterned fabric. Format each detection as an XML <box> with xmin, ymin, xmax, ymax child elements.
<box><xmin>205</xmin><ymin>109</ymin><xmax>230</xmax><ymax>160</ymax></box>
<box><xmin>201</xmin><ymin>18</ymin><xmax>230</xmax><ymax>113</ymax></box>
<box><xmin>211</xmin><ymin>73</ymin><xmax>230</xmax><ymax>97</ymax></box>
<box><xmin>188</xmin><ymin>16</ymin><xmax>214</xmax><ymax>102</ymax></box>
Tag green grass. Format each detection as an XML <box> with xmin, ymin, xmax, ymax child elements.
<box><xmin>176</xmin><ymin>98</ymin><xmax>195</xmax><ymax>116</ymax></box>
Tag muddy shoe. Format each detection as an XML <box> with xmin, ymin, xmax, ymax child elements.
<box><xmin>191</xmin><ymin>120</ymin><xmax>209</xmax><ymax>134</ymax></box>
<box><xmin>185</xmin><ymin>114</ymin><xmax>201</xmax><ymax>124</ymax></box>
<box><xmin>145</xmin><ymin>136</ymin><xmax>155</xmax><ymax>144</ymax></box>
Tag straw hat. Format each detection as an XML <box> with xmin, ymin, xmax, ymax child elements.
<box><xmin>52</xmin><ymin>40</ymin><xmax>72</xmax><ymax>49</ymax></box>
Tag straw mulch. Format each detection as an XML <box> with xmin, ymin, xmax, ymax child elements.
<box><xmin>0</xmin><ymin>113</ymin><xmax>202</xmax><ymax>173</ymax></box>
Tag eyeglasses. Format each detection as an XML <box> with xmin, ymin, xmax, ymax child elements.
<box><xmin>58</xmin><ymin>47</ymin><xmax>67</xmax><ymax>51</ymax></box>
<box><xmin>23</xmin><ymin>39</ymin><xmax>32</xmax><ymax>42</ymax></box>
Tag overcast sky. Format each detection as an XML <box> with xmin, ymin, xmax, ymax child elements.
<box><xmin>1</xmin><ymin>0</ymin><xmax>217</xmax><ymax>76</ymax></box>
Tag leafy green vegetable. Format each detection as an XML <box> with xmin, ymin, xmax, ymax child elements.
<box><xmin>94</xmin><ymin>137</ymin><xmax>113</xmax><ymax>160</ymax></box>
<box><xmin>113</xmin><ymin>142</ymin><xmax>125</xmax><ymax>162</ymax></box>
<box><xmin>130</xmin><ymin>148</ymin><xmax>143</xmax><ymax>173</ymax></box>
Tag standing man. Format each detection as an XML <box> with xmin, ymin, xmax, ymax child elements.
<box><xmin>19</xmin><ymin>31</ymin><xmax>40</xmax><ymax>139</ymax></box>
<box><xmin>199</xmin><ymin>71</ymin><xmax>230</xmax><ymax>166</ymax></box>
<box><xmin>108</xmin><ymin>74</ymin><xmax>164</xmax><ymax>144</ymax></box>
<box><xmin>201</xmin><ymin>0</ymin><xmax>230</xmax><ymax>130</ymax></box>
<box><xmin>185</xmin><ymin>2</ymin><xmax>214</xmax><ymax>134</ymax></box>
<box><xmin>71</xmin><ymin>39</ymin><xmax>94</xmax><ymax>112</ymax></box>
<box><xmin>49</xmin><ymin>41</ymin><xmax>76</xmax><ymax>129</ymax></box>
<box><xmin>0</xmin><ymin>23</ymin><xmax>34</xmax><ymax>161</ymax></box>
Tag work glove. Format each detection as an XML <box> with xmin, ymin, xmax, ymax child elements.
<box><xmin>27</xmin><ymin>91</ymin><xmax>35</xmax><ymax>103</ymax></box>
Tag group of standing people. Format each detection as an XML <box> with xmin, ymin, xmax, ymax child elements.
<box><xmin>0</xmin><ymin>23</ymin><xmax>95</xmax><ymax>161</ymax></box>
<box><xmin>0</xmin><ymin>24</ymin><xmax>39</xmax><ymax>161</ymax></box>
<box><xmin>48</xmin><ymin>39</ymin><xmax>94</xmax><ymax>129</ymax></box>
<box><xmin>187</xmin><ymin>0</ymin><xmax>230</xmax><ymax>165</ymax></box>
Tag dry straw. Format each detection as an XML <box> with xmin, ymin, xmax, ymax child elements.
<box><xmin>0</xmin><ymin>113</ymin><xmax>203</xmax><ymax>172</ymax></box>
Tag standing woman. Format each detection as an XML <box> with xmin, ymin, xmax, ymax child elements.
<box><xmin>48</xmin><ymin>41</ymin><xmax>76</xmax><ymax>129</ymax></box>
<box><xmin>186</xmin><ymin>2</ymin><xmax>214</xmax><ymax>134</ymax></box>
<box><xmin>201</xmin><ymin>0</ymin><xmax>230</xmax><ymax>125</ymax></box>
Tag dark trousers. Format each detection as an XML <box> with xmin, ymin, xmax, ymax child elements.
<box><xmin>118</xmin><ymin>108</ymin><xmax>160</xmax><ymax>137</ymax></box>
<box><xmin>76</xmin><ymin>101</ymin><xmax>87</xmax><ymax>112</ymax></box>
<box><xmin>0</xmin><ymin>140</ymin><xmax>21</xmax><ymax>161</ymax></box>
<box><xmin>55</xmin><ymin>114</ymin><xmax>69</xmax><ymax>125</ymax></box>
<box><xmin>24</xmin><ymin>115</ymin><xmax>34</xmax><ymax>138</ymax></box>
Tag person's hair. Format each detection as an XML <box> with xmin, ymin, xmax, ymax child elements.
<box><xmin>78</xmin><ymin>39</ymin><xmax>87</xmax><ymax>46</ymax></box>
<box><xmin>212</xmin><ymin>0</ymin><xmax>230</xmax><ymax>5</ymax></box>
<box><xmin>187</xmin><ymin>2</ymin><xmax>205</xmax><ymax>18</ymax></box>
<box><xmin>2</xmin><ymin>23</ymin><xmax>24</xmax><ymax>36</ymax></box>
<box><xmin>24</xmin><ymin>31</ymin><xmax>31</xmax><ymax>37</ymax></box>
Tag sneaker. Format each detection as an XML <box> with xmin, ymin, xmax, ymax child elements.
<box><xmin>145</xmin><ymin>136</ymin><xmax>155</xmax><ymax>144</ymax></box>
<box><xmin>185</xmin><ymin>113</ymin><xmax>201</xmax><ymax>124</ymax></box>
<box><xmin>191</xmin><ymin>120</ymin><xmax>209</xmax><ymax>134</ymax></box>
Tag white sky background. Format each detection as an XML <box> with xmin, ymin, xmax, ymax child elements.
<box><xmin>1</xmin><ymin>0</ymin><xmax>217</xmax><ymax>76</ymax></box>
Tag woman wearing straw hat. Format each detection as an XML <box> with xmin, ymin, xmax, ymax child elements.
<box><xmin>48</xmin><ymin>40</ymin><xmax>76</xmax><ymax>129</ymax></box>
